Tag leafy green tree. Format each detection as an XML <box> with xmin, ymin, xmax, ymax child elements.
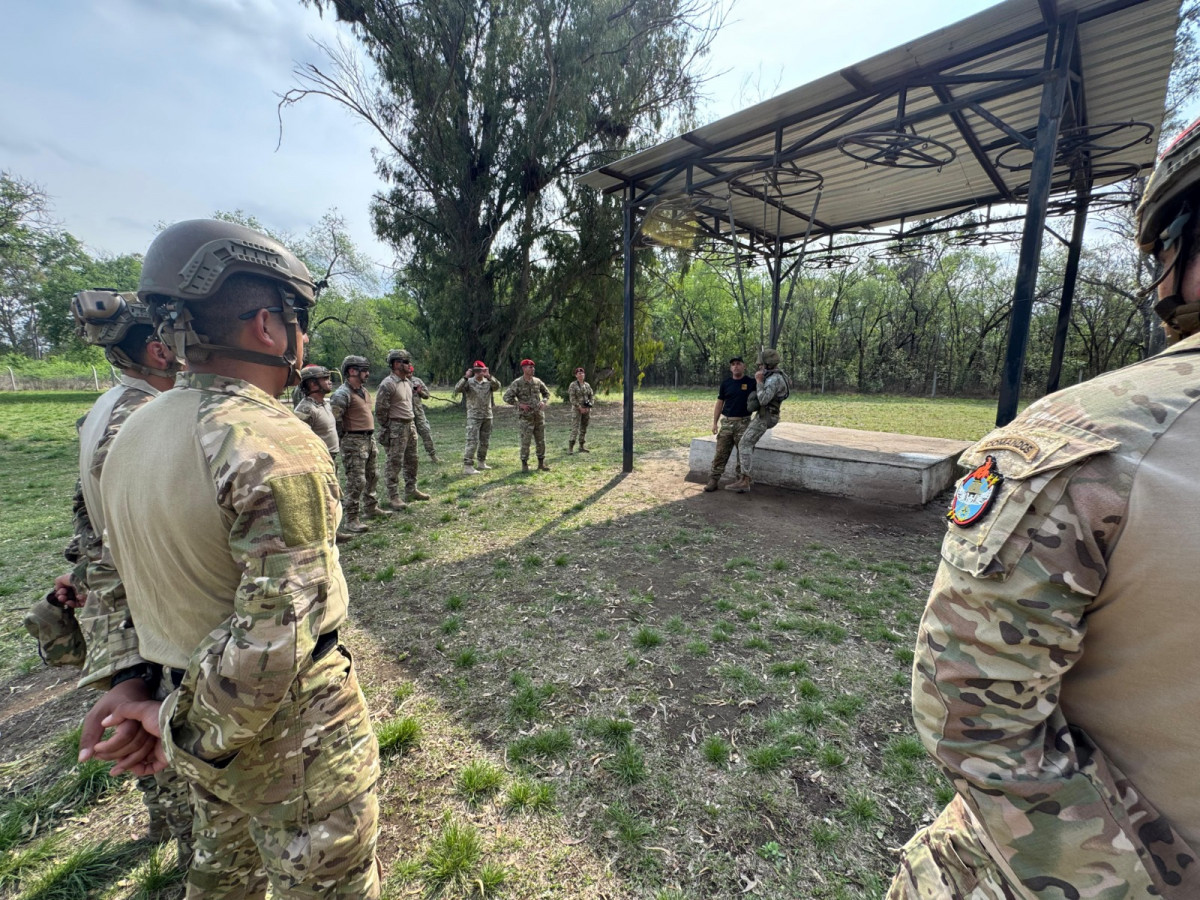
<box><xmin>288</xmin><ymin>0</ymin><xmax>719</xmax><ymax>375</ymax></box>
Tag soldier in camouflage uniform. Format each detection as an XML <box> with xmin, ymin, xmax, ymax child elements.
<box><xmin>330</xmin><ymin>355</ymin><xmax>389</xmax><ymax>533</ymax></box>
<box><xmin>726</xmin><ymin>348</ymin><xmax>790</xmax><ymax>493</ymax></box>
<box><xmin>410</xmin><ymin>375</ymin><xmax>441</xmax><ymax>463</ymax></box>
<box><xmin>80</xmin><ymin>219</ymin><xmax>380</xmax><ymax>899</ymax></box>
<box><xmin>887</xmin><ymin>119</ymin><xmax>1200</xmax><ymax>899</ymax></box>
<box><xmin>503</xmin><ymin>358</ymin><xmax>552</xmax><ymax>472</ymax></box>
<box><xmin>22</xmin><ymin>290</ymin><xmax>194</xmax><ymax>862</ymax></box>
<box><xmin>375</xmin><ymin>348</ymin><xmax>430</xmax><ymax>506</ymax></box>
<box><xmin>294</xmin><ymin>364</ymin><xmax>339</xmax><ymax>459</ymax></box>
<box><xmin>453</xmin><ymin>360</ymin><xmax>500</xmax><ymax>474</ymax></box>
<box><xmin>567</xmin><ymin>367</ymin><xmax>594</xmax><ymax>454</ymax></box>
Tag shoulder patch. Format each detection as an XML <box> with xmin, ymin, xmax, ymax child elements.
<box><xmin>270</xmin><ymin>473</ymin><xmax>328</xmax><ymax>547</ymax></box>
<box><xmin>947</xmin><ymin>456</ymin><xmax>1003</xmax><ymax>527</ymax></box>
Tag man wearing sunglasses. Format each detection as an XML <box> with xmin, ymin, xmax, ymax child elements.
<box><xmin>78</xmin><ymin>219</ymin><xmax>381</xmax><ymax>899</ymax></box>
<box><xmin>889</xmin><ymin>122</ymin><xmax>1200</xmax><ymax>899</ymax></box>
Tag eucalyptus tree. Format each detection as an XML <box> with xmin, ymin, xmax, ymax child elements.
<box><xmin>288</xmin><ymin>0</ymin><xmax>720</xmax><ymax>373</ymax></box>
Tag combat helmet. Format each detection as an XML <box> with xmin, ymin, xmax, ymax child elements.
<box><xmin>386</xmin><ymin>348</ymin><xmax>412</xmax><ymax>367</ymax></box>
<box><xmin>758</xmin><ymin>348</ymin><xmax>781</xmax><ymax>368</ymax></box>
<box><xmin>71</xmin><ymin>289</ymin><xmax>181</xmax><ymax>379</ymax></box>
<box><xmin>138</xmin><ymin>219</ymin><xmax>316</xmax><ymax>380</ymax></box>
<box><xmin>1136</xmin><ymin>116</ymin><xmax>1200</xmax><ymax>340</ymax></box>
<box><xmin>341</xmin><ymin>355</ymin><xmax>369</xmax><ymax>377</ymax></box>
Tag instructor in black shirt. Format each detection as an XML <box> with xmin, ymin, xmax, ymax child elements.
<box><xmin>704</xmin><ymin>356</ymin><xmax>756</xmax><ymax>492</ymax></box>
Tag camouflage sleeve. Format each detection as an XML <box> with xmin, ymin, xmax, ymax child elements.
<box><xmin>453</xmin><ymin>377</ymin><xmax>468</xmax><ymax>395</ymax></box>
<box><xmin>166</xmin><ymin>440</ymin><xmax>338</xmax><ymax>762</ymax></box>
<box><xmin>65</xmin><ymin>478</ymin><xmax>93</xmax><ymax>589</ymax></box>
<box><xmin>568</xmin><ymin>382</ymin><xmax>580</xmax><ymax>405</ymax></box>
<box><xmin>329</xmin><ymin>388</ymin><xmax>348</xmax><ymax>434</ymax></box>
<box><xmin>502</xmin><ymin>380</ymin><xmax>519</xmax><ymax>405</ymax></box>
<box><xmin>756</xmin><ymin>372</ymin><xmax>783</xmax><ymax>405</ymax></box>
<box><xmin>373</xmin><ymin>380</ymin><xmax>390</xmax><ymax>424</ymax></box>
<box><xmin>489</xmin><ymin>376</ymin><xmax>500</xmax><ymax>393</ymax></box>
<box><xmin>914</xmin><ymin>450</ymin><xmax>1167</xmax><ymax>897</ymax></box>
<box><xmin>538</xmin><ymin>379</ymin><xmax>550</xmax><ymax>401</ymax></box>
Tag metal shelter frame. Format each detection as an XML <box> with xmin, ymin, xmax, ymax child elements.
<box><xmin>579</xmin><ymin>0</ymin><xmax>1181</xmax><ymax>473</ymax></box>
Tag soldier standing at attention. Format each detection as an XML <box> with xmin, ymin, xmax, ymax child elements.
<box><xmin>410</xmin><ymin>374</ymin><xmax>441</xmax><ymax>463</ymax></box>
<box><xmin>503</xmin><ymin>358</ymin><xmax>552</xmax><ymax>472</ymax></box>
<box><xmin>567</xmin><ymin>367</ymin><xmax>594</xmax><ymax>454</ymax></box>
<box><xmin>294</xmin><ymin>364</ymin><xmax>339</xmax><ymax>460</ymax></box>
<box><xmin>330</xmin><ymin>355</ymin><xmax>389</xmax><ymax>534</ymax></box>
<box><xmin>887</xmin><ymin>118</ymin><xmax>1200</xmax><ymax>898</ymax></box>
<box><xmin>374</xmin><ymin>348</ymin><xmax>430</xmax><ymax>508</ymax></box>
<box><xmin>703</xmin><ymin>356</ymin><xmax>755</xmax><ymax>492</ymax></box>
<box><xmin>725</xmin><ymin>348</ymin><xmax>790</xmax><ymax>494</ymax></box>
<box><xmin>23</xmin><ymin>290</ymin><xmax>193</xmax><ymax>863</ymax></box>
<box><xmin>453</xmin><ymin>360</ymin><xmax>500</xmax><ymax>474</ymax></box>
<box><xmin>81</xmin><ymin>218</ymin><xmax>381</xmax><ymax>899</ymax></box>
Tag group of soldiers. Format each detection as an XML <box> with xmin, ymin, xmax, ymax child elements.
<box><xmin>19</xmin><ymin>111</ymin><xmax>1200</xmax><ymax>899</ymax></box>
<box><xmin>287</xmin><ymin>352</ymin><xmax>597</xmax><ymax>537</ymax></box>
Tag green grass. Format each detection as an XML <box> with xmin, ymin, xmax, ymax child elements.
<box><xmin>701</xmin><ymin>735</ymin><xmax>731</xmax><ymax>767</ymax></box>
<box><xmin>376</xmin><ymin>716</ymin><xmax>422</xmax><ymax>755</ymax></box>
<box><xmin>602</xmin><ymin>744</ymin><xmax>647</xmax><ymax>785</ymax></box>
<box><xmin>504</xmin><ymin>779</ymin><xmax>555</xmax><ymax>813</ymax></box>
<box><xmin>456</xmin><ymin>760</ymin><xmax>505</xmax><ymax>805</ymax></box>
<box><xmin>508</xmin><ymin>727</ymin><xmax>573</xmax><ymax>765</ymax></box>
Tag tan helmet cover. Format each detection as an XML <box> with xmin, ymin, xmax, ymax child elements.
<box><xmin>300</xmin><ymin>364</ymin><xmax>331</xmax><ymax>383</ymax></box>
<box><xmin>386</xmin><ymin>348</ymin><xmax>412</xmax><ymax>367</ymax></box>
<box><xmin>139</xmin><ymin>219</ymin><xmax>315</xmax><ymax>379</ymax></box>
<box><xmin>341</xmin><ymin>355</ymin><xmax>370</xmax><ymax>376</ymax></box>
<box><xmin>71</xmin><ymin>290</ymin><xmax>180</xmax><ymax>378</ymax></box>
<box><xmin>1136</xmin><ymin>117</ymin><xmax>1200</xmax><ymax>253</ymax></box>
<box><xmin>758</xmin><ymin>348</ymin><xmax>781</xmax><ymax>368</ymax></box>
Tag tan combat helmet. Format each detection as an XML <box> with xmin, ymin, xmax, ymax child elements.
<box><xmin>138</xmin><ymin>219</ymin><xmax>316</xmax><ymax>379</ymax></box>
<box><xmin>341</xmin><ymin>355</ymin><xmax>369</xmax><ymax>377</ymax></box>
<box><xmin>386</xmin><ymin>349</ymin><xmax>412</xmax><ymax>367</ymax></box>
<box><xmin>1136</xmin><ymin>116</ymin><xmax>1200</xmax><ymax>340</ymax></box>
<box><xmin>299</xmin><ymin>365</ymin><xmax>331</xmax><ymax>395</ymax></box>
<box><xmin>71</xmin><ymin>289</ymin><xmax>181</xmax><ymax>379</ymax></box>
<box><xmin>758</xmin><ymin>348</ymin><xmax>782</xmax><ymax>368</ymax></box>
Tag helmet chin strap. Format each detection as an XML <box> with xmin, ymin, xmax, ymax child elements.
<box><xmin>1151</xmin><ymin>205</ymin><xmax>1200</xmax><ymax>343</ymax></box>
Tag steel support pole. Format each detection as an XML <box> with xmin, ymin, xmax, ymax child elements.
<box><xmin>1045</xmin><ymin>193</ymin><xmax>1089</xmax><ymax>394</ymax></box>
<box><xmin>622</xmin><ymin>195</ymin><xmax>635</xmax><ymax>473</ymax></box>
<box><xmin>996</xmin><ymin>16</ymin><xmax>1075</xmax><ymax>427</ymax></box>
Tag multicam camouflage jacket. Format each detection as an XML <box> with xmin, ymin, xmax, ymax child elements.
<box><xmin>503</xmin><ymin>376</ymin><xmax>550</xmax><ymax>414</ymax></box>
<box><xmin>568</xmin><ymin>380</ymin><xmax>594</xmax><ymax>410</ymax></box>
<box><xmin>100</xmin><ymin>373</ymin><xmax>349</xmax><ymax>764</ymax></box>
<box><xmin>905</xmin><ymin>332</ymin><xmax>1200</xmax><ymax>898</ymax></box>
<box><xmin>67</xmin><ymin>375</ymin><xmax>159</xmax><ymax>688</ymax></box>
<box><xmin>453</xmin><ymin>374</ymin><xmax>500</xmax><ymax>417</ymax></box>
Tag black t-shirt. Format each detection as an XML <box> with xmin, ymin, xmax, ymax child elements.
<box><xmin>718</xmin><ymin>376</ymin><xmax>756</xmax><ymax>418</ymax></box>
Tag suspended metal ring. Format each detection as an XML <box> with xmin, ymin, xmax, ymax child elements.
<box><xmin>838</xmin><ymin>130</ymin><xmax>957</xmax><ymax>169</ymax></box>
<box><xmin>1011</xmin><ymin>161</ymin><xmax>1143</xmax><ymax>198</ymax></box>
<box><xmin>801</xmin><ymin>252</ymin><xmax>858</xmax><ymax>270</ymax></box>
<box><xmin>868</xmin><ymin>241</ymin><xmax>934</xmax><ymax>260</ymax></box>
<box><xmin>1045</xmin><ymin>189</ymin><xmax>1141</xmax><ymax>218</ymax></box>
<box><xmin>995</xmin><ymin>121</ymin><xmax>1154</xmax><ymax>172</ymax></box>
<box><xmin>945</xmin><ymin>228</ymin><xmax>1025</xmax><ymax>248</ymax></box>
<box><xmin>728</xmin><ymin>162</ymin><xmax>823</xmax><ymax>201</ymax></box>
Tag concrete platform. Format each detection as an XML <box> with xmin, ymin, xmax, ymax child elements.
<box><xmin>688</xmin><ymin>422</ymin><xmax>971</xmax><ymax>507</ymax></box>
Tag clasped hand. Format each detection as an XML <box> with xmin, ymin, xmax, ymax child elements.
<box><xmin>79</xmin><ymin>679</ymin><xmax>167</xmax><ymax>776</ymax></box>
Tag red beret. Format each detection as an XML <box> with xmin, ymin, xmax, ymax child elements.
<box><xmin>473</xmin><ymin>360</ymin><xmax>487</xmax><ymax>368</ymax></box>
<box><xmin>520</xmin><ymin>358</ymin><xmax>535</xmax><ymax>367</ymax></box>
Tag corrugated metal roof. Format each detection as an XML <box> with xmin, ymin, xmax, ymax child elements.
<box><xmin>579</xmin><ymin>0</ymin><xmax>1181</xmax><ymax>250</ymax></box>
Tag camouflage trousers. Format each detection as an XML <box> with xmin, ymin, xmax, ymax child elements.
<box><xmin>413</xmin><ymin>404</ymin><xmax>437</xmax><ymax>459</ymax></box>
<box><xmin>518</xmin><ymin>412</ymin><xmax>546</xmax><ymax>461</ymax></box>
<box><xmin>174</xmin><ymin>646</ymin><xmax>380</xmax><ymax>899</ymax></box>
<box><xmin>710</xmin><ymin>415</ymin><xmax>750</xmax><ymax>478</ymax></box>
<box><xmin>737</xmin><ymin>411</ymin><xmax>779</xmax><ymax>477</ymax></box>
<box><xmin>383</xmin><ymin>419</ymin><xmax>419</xmax><ymax>498</ymax></box>
<box><xmin>570</xmin><ymin>408</ymin><xmax>590</xmax><ymax>445</ymax></box>
<box><xmin>339</xmin><ymin>433</ymin><xmax>379</xmax><ymax>520</ymax></box>
<box><xmin>887</xmin><ymin>795</ymin><xmax>1013</xmax><ymax>900</ymax></box>
<box><xmin>463</xmin><ymin>415</ymin><xmax>493</xmax><ymax>465</ymax></box>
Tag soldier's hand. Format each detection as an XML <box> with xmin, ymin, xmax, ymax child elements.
<box><xmin>712</xmin><ymin>423</ymin><xmax>719</xmax><ymax>435</ymax></box>
<box><xmin>100</xmin><ymin>700</ymin><xmax>167</xmax><ymax>775</ymax></box>
<box><xmin>80</xmin><ymin>679</ymin><xmax>154</xmax><ymax>769</ymax></box>
<box><xmin>755</xmin><ymin>370</ymin><xmax>764</xmax><ymax>383</ymax></box>
<box><xmin>53</xmin><ymin>573</ymin><xmax>84</xmax><ymax>608</ymax></box>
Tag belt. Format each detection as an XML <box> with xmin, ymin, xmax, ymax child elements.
<box><xmin>169</xmin><ymin>629</ymin><xmax>339</xmax><ymax>690</ymax></box>
<box><xmin>345</xmin><ymin>429</ymin><xmax>374</xmax><ymax>435</ymax></box>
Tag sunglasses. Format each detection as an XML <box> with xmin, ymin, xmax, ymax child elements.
<box><xmin>238</xmin><ymin>305</ymin><xmax>310</xmax><ymax>334</ymax></box>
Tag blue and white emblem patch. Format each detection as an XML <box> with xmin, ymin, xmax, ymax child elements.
<box><xmin>947</xmin><ymin>455</ymin><xmax>1003</xmax><ymax>527</ymax></box>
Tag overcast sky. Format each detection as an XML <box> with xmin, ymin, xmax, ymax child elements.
<box><xmin>2</xmin><ymin>0</ymin><xmax>1008</xmax><ymax>265</ymax></box>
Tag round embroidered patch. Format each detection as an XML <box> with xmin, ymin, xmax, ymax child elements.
<box><xmin>947</xmin><ymin>455</ymin><xmax>1003</xmax><ymax>527</ymax></box>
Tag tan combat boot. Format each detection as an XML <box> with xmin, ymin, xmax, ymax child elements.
<box><xmin>463</xmin><ymin>463</ymin><xmax>479</xmax><ymax>475</ymax></box>
<box><xmin>477</xmin><ymin>458</ymin><xmax>493</xmax><ymax>469</ymax></box>
<box><xmin>568</xmin><ymin>441</ymin><xmax>575</xmax><ymax>454</ymax></box>
<box><xmin>521</xmin><ymin>459</ymin><xmax>530</xmax><ymax>473</ymax></box>
<box><xmin>703</xmin><ymin>476</ymin><xmax>720</xmax><ymax>492</ymax></box>
<box><xmin>537</xmin><ymin>458</ymin><xmax>552</xmax><ymax>471</ymax></box>
<box><xmin>724</xmin><ymin>475</ymin><xmax>749</xmax><ymax>493</ymax></box>
<box><xmin>340</xmin><ymin>517</ymin><xmax>369</xmax><ymax>535</ymax></box>
<box><xmin>578</xmin><ymin>442</ymin><xmax>589</xmax><ymax>453</ymax></box>
<box><xmin>406</xmin><ymin>486</ymin><xmax>431</xmax><ymax>501</ymax></box>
